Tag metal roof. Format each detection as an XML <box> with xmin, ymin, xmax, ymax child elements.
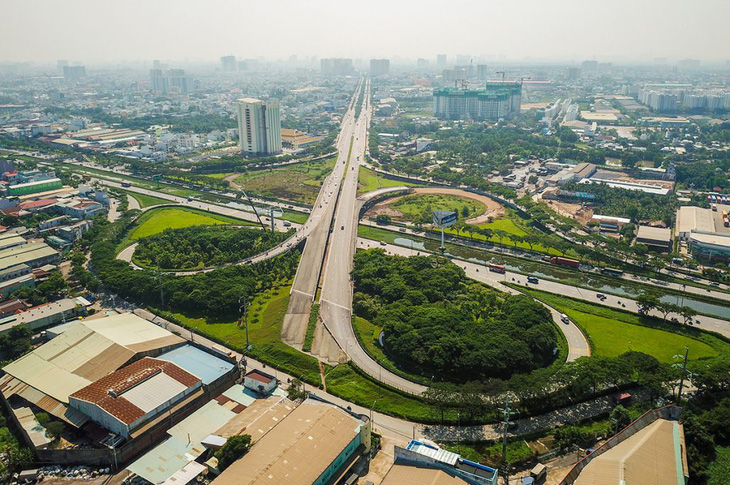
<box><xmin>158</xmin><ymin>345</ymin><xmax>234</xmax><ymax>385</ymax></box>
<box><xmin>575</xmin><ymin>420</ymin><xmax>686</xmax><ymax>485</ymax></box>
<box><xmin>69</xmin><ymin>357</ymin><xmax>200</xmax><ymax>426</ymax></box>
<box><xmin>2</xmin><ymin>313</ymin><xmax>184</xmax><ymax>404</ymax></box>
<box><xmin>212</xmin><ymin>400</ymin><xmax>364</xmax><ymax>485</ymax></box>
<box><xmin>406</xmin><ymin>440</ymin><xmax>460</xmax><ymax>466</ymax></box>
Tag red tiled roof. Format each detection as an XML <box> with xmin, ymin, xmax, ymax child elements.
<box><xmin>69</xmin><ymin>357</ymin><xmax>200</xmax><ymax>426</ymax></box>
<box><xmin>19</xmin><ymin>199</ymin><xmax>57</xmax><ymax>210</ymax></box>
<box><xmin>245</xmin><ymin>369</ymin><xmax>275</xmax><ymax>384</ymax></box>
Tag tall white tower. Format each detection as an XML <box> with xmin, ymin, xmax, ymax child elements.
<box><xmin>236</xmin><ymin>98</ymin><xmax>282</xmax><ymax>156</ymax></box>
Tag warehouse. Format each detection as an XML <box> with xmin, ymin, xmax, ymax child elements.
<box><xmin>636</xmin><ymin>225</ymin><xmax>673</xmax><ymax>252</ymax></box>
<box><xmin>689</xmin><ymin>232</ymin><xmax>730</xmax><ymax>263</ymax></box>
<box><xmin>0</xmin><ymin>313</ymin><xmax>185</xmax><ymax>434</ymax></box>
<box><xmin>68</xmin><ymin>357</ymin><xmax>203</xmax><ymax>438</ymax></box>
<box><xmin>676</xmin><ymin>206</ymin><xmax>715</xmax><ymax>241</ymax></box>
<box><xmin>0</xmin><ymin>297</ymin><xmax>89</xmax><ymax>334</ymax></box>
<box><xmin>212</xmin><ymin>399</ymin><xmax>371</xmax><ymax>485</ymax></box>
<box><xmin>6</xmin><ymin>178</ymin><xmax>63</xmax><ymax>196</ymax></box>
<box><xmin>0</xmin><ymin>241</ymin><xmax>59</xmax><ymax>271</ymax></box>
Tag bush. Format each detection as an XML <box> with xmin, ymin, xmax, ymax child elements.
<box><xmin>215</xmin><ymin>434</ymin><xmax>251</xmax><ymax>471</ymax></box>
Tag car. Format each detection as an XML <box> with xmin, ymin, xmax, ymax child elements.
<box><xmin>527</xmin><ymin>276</ymin><xmax>539</xmax><ymax>284</ymax></box>
<box><xmin>283</xmin><ymin>221</ymin><xmax>292</xmax><ymax>227</ymax></box>
<box><xmin>596</xmin><ymin>293</ymin><xmax>606</xmax><ymax>300</ymax></box>
<box><xmin>398</xmin><ymin>228</ymin><xmax>406</xmax><ymax>233</ymax></box>
<box><xmin>379</xmin><ymin>241</ymin><xmax>387</xmax><ymax>246</ymax></box>
<box><xmin>341</xmin><ymin>225</ymin><xmax>344</xmax><ymax>230</ymax></box>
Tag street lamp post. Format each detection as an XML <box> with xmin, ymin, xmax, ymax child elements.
<box><xmin>370</xmin><ymin>400</ymin><xmax>377</xmax><ymax>429</ymax></box>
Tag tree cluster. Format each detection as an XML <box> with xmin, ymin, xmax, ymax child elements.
<box><xmin>134</xmin><ymin>226</ymin><xmax>290</xmax><ymax>270</ymax></box>
<box><xmin>352</xmin><ymin>250</ymin><xmax>557</xmax><ymax>381</ymax></box>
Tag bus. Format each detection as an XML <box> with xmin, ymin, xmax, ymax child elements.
<box><xmin>601</xmin><ymin>267</ymin><xmax>624</xmax><ymax>277</ymax></box>
<box><xmin>488</xmin><ymin>263</ymin><xmax>506</xmax><ymax>274</ymax></box>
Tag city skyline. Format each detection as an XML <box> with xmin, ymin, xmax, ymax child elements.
<box><xmin>2</xmin><ymin>0</ymin><xmax>729</xmax><ymax>64</ymax></box>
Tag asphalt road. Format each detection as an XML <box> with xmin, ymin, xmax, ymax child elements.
<box><xmin>281</xmin><ymin>80</ymin><xmax>365</xmax><ymax>348</ymax></box>
<box><xmin>316</xmin><ymin>81</ymin><xmax>429</xmax><ymax>394</ymax></box>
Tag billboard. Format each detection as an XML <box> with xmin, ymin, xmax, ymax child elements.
<box><xmin>433</xmin><ymin>211</ymin><xmax>457</xmax><ymax>228</ymax></box>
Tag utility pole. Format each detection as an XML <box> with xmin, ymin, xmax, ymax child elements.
<box><xmin>157</xmin><ymin>261</ymin><xmax>164</xmax><ymax>309</ymax></box>
<box><xmin>238</xmin><ymin>297</ymin><xmax>250</xmax><ymax>352</ymax></box>
<box><xmin>677</xmin><ymin>347</ymin><xmax>689</xmax><ymax>403</ymax></box>
<box><xmin>499</xmin><ymin>395</ymin><xmax>515</xmax><ymax>484</ymax></box>
<box><xmin>269</xmin><ymin>207</ymin><xmax>275</xmax><ymax>232</ymax></box>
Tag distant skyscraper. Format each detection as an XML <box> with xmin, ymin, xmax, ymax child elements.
<box><xmin>221</xmin><ymin>55</ymin><xmax>237</xmax><ymax>71</ymax></box>
<box><xmin>56</xmin><ymin>60</ymin><xmax>68</xmax><ymax>75</ymax></box>
<box><xmin>320</xmin><ymin>58</ymin><xmax>354</xmax><ymax>76</ymax></box>
<box><xmin>566</xmin><ymin>67</ymin><xmax>581</xmax><ymax>80</ymax></box>
<box><xmin>153</xmin><ymin>59</ymin><xmax>162</xmax><ymax>69</ymax></box>
<box><xmin>150</xmin><ymin>68</ymin><xmax>193</xmax><ymax>94</ymax></box>
<box><xmin>581</xmin><ymin>60</ymin><xmax>598</xmax><ymax>71</ymax></box>
<box><xmin>437</xmin><ymin>54</ymin><xmax>447</xmax><ymax>67</ymax></box>
<box><xmin>62</xmin><ymin>65</ymin><xmax>86</xmax><ymax>81</ymax></box>
<box><xmin>236</xmin><ymin>98</ymin><xmax>282</xmax><ymax>156</ymax></box>
<box><xmin>417</xmin><ymin>58</ymin><xmax>429</xmax><ymax>69</ymax></box>
<box><xmin>456</xmin><ymin>54</ymin><xmax>471</xmax><ymax>66</ymax></box>
<box><xmin>369</xmin><ymin>59</ymin><xmax>390</xmax><ymax>76</ymax></box>
<box><xmin>477</xmin><ymin>64</ymin><xmax>489</xmax><ymax>81</ymax></box>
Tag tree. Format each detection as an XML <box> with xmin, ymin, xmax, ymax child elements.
<box><xmin>44</xmin><ymin>421</ymin><xmax>64</xmax><ymax>442</ymax></box>
<box><xmin>609</xmin><ymin>405</ymin><xmax>632</xmax><ymax>434</ymax></box>
<box><xmin>636</xmin><ymin>293</ymin><xmax>660</xmax><ymax>314</ymax></box>
<box><xmin>215</xmin><ymin>434</ymin><xmax>252</xmax><ymax>471</ymax></box>
<box><xmin>656</xmin><ymin>301</ymin><xmax>679</xmax><ymax>322</ymax></box>
<box><xmin>679</xmin><ymin>306</ymin><xmax>697</xmax><ymax>325</ymax></box>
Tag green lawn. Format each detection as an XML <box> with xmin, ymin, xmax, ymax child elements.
<box><xmin>204</xmin><ymin>172</ymin><xmax>232</xmax><ymax>179</ymax></box>
<box><xmin>520</xmin><ymin>287</ymin><xmax>724</xmax><ymax>363</ymax></box>
<box><xmin>170</xmin><ymin>286</ymin><xmax>444</xmax><ymax>422</ymax></box>
<box><xmin>391</xmin><ymin>194</ymin><xmax>485</xmax><ymax>222</ymax></box>
<box><xmin>358</xmin><ymin>167</ymin><xmax>415</xmax><ymax>194</ymax></box>
<box><xmin>324</xmin><ymin>363</ymin><xmax>446</xmax><ymax>423</ymax></box>
<box><xmin>170</xmin><ymin>284</ymin><xmax>323</xmax><ymax>384</ymax></box>
<box><xmin>127</xmin><ymin>191</ymin><xmax>169</xmax><ymax>208</ymax></box>
<box><xmin>127</xmin><ymin>207</ymin><xmax>246</xmax><ymax>242</ymax></box>
<box><xmin>232</xmin><ymin>156</ymin><xmax>336</xmax><ymax>204</ymax></box>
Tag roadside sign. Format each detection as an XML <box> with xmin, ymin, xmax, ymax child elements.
<box><xmin>433</xmin><ymin>211</ymin><xmax>457</xmax><ymax>228</ymax></box>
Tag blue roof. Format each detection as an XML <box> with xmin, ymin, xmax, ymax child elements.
<box><xmin>158</xmin><ymin>345</ymin><xmax>234</xmax><ymax>385</ymax></box>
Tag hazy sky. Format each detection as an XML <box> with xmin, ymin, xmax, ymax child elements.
<box><xmin>3</xmin><ymin>0</ymin><xmax>729</xmax><ymax>64</ymax></box>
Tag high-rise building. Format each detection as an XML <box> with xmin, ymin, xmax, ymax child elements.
<box><xmin>437</xmin><ymin>54</ymin><xmax>447</xmax><ymax>67</ymax></box>
<box><xmin>566</xmin><ymin>67</ymin><xmax>581</xmax><ymax>80</ymax></box>
<box><xmin>221</xmin><ymin>55</ymin><xmax>237</xmax><ymax>71</ymax></box>
<box><xmin>62</xmin><ymin>65</ymin><xmax>86</xmax><ymax>81</ymax></box>
<box><xmin>442</xmin><ymin>68</ymin><xmax>467</xmax><ymax>82</ymax></box>
<box><xmin>477</xmin><ymin>64</ymin><xmax>489</xmax><ymax>81</ymax></box>
<box><xmin>150</xmin><ymin>69</ymin><xmax>193</xmax><ymax>95</ymax></box>
<box><xmin>236</xmin><ymin>98</ymin><xmax>282</xmax><ymax>156</ymax></box>
<box><xmin>417</xmin><ymin>58</ymin><xmax>429</xmax><ymax>69</ymax></box>
<box><xmin>370</xmin><ymin>58</ymin><xmax>390</xmax><ymax>76</ymax></box>
<box><xmin>152</xmin><ymin>59</ymin><xmax>162</xmax><ymax>69</ymax></box>
<box><xmin>56</xmin><ymin>60</ymin><xmax>68</xmax><ymax>75</ymax></box>
<box><xmin>320</xmin><ymin>58</ymin><xmax>354</xmax><ymax>76</ymax></box>
<box><xmin>433</xmin><ymin>82</ymin><xmax>522</xmax><ymax>121</ymax></box>
<box><xmin>581</xmin><ymin>60</ymin><xmax>598</xmax><ymax>71</ymax></box>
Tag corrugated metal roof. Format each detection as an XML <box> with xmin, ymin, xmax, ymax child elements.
<box><xmin>123</xmin><ymin>372</ymin><xmax>188</xmax><ymax>413</ymax></box>
<box><xmin>167</xmin><ymin>400</ymin><xmax>236</xmax><ymax>446</ymax></box>
<box><xmin>85</xmin><ymin>312</ymin><xmax>183</xmax><ymax>347</ymax></box>
<box><xmin>407</xmin><ymin>441</ymin><xmax>460</xmax><ymax>466</ymax></box>
<box><xmin>69</xmin><ymin>357</ymin><xmax>200</xmax><ymax>426</ymax></box>
<box><xmin>15</xmin><ymin>406</ymin><xmax>51</xmax><ymax>448</ymax></box>
<box><xmin>162</xmin><ymin>461</ymin><xmax>206</xmax><ymax>485</ymax></box>
<box><xmin>158</xmin><ymin>345</ymin><xmax>234</xmax><ymax>385</ymax></box>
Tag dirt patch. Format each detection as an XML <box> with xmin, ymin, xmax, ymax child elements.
<box><xmin>540</xmin><ymin>197</ymin><xmax>594</xmax><ymax>226</ymax></box>
<box><xmin>365</xmin><ymin>187</ymin><xmax>505</xmax><ymax>224</ymax></box>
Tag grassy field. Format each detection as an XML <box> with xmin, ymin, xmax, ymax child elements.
<box><xmin>232</xmin><ymin>156</ymin><xmax>336</xmax><ymax>204</ymax></box>
<box><xmin>125</xmin><ymin>207</ymin><xmax>247</xmax><ymax>244</ymax></box>
<box><xmin>171</xmin><ymin>285</ymin><xmax>443</xmax><ymax>422</ymax></box>
<box><xmin>445</xmin><ymin>440</ymin><xmax>535</xmax><ymax>468</ymax></box>
<box><xmin>391</xmin><ymin>193</ymin><xmax>485</xmax><ymax>222</ymax></box>
<box><xmin>520</xmin><ymin>287</ymin><xmax>724</xmax><ymax>363</ymax></box>
<box><xmin>708</xmin><ymin>447</ymin><xmax>730</xmax><ymax>485</ymax></box>
<box><xmin>127</xmin><ymin>191</ymin><xmax>169</xmax><ymax>208</ymax></box>
<box><xmin>324</xmin><ymin>363</ymin><xmax>446</xmax><ymax>422</ymax></box>
<box><xmin>358</xmin><ymin>167</ymin><xmax>416</xmax><ymax>194</ymax></box>
<box><xmin>170</xmin><ymin>284</ymin><xmax>322</xmax><ymax>384</ymax></box>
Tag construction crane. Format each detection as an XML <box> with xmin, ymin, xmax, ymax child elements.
<box><xmin>495</xmin><ymin>71</ymin><xmax>506</xmax><ymax>82</ymax></box>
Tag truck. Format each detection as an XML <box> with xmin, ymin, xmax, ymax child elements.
<box><xmin>550</xmin><ymin>256</ymin><xmax>580</xmax><ymax>268</ymax></box>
